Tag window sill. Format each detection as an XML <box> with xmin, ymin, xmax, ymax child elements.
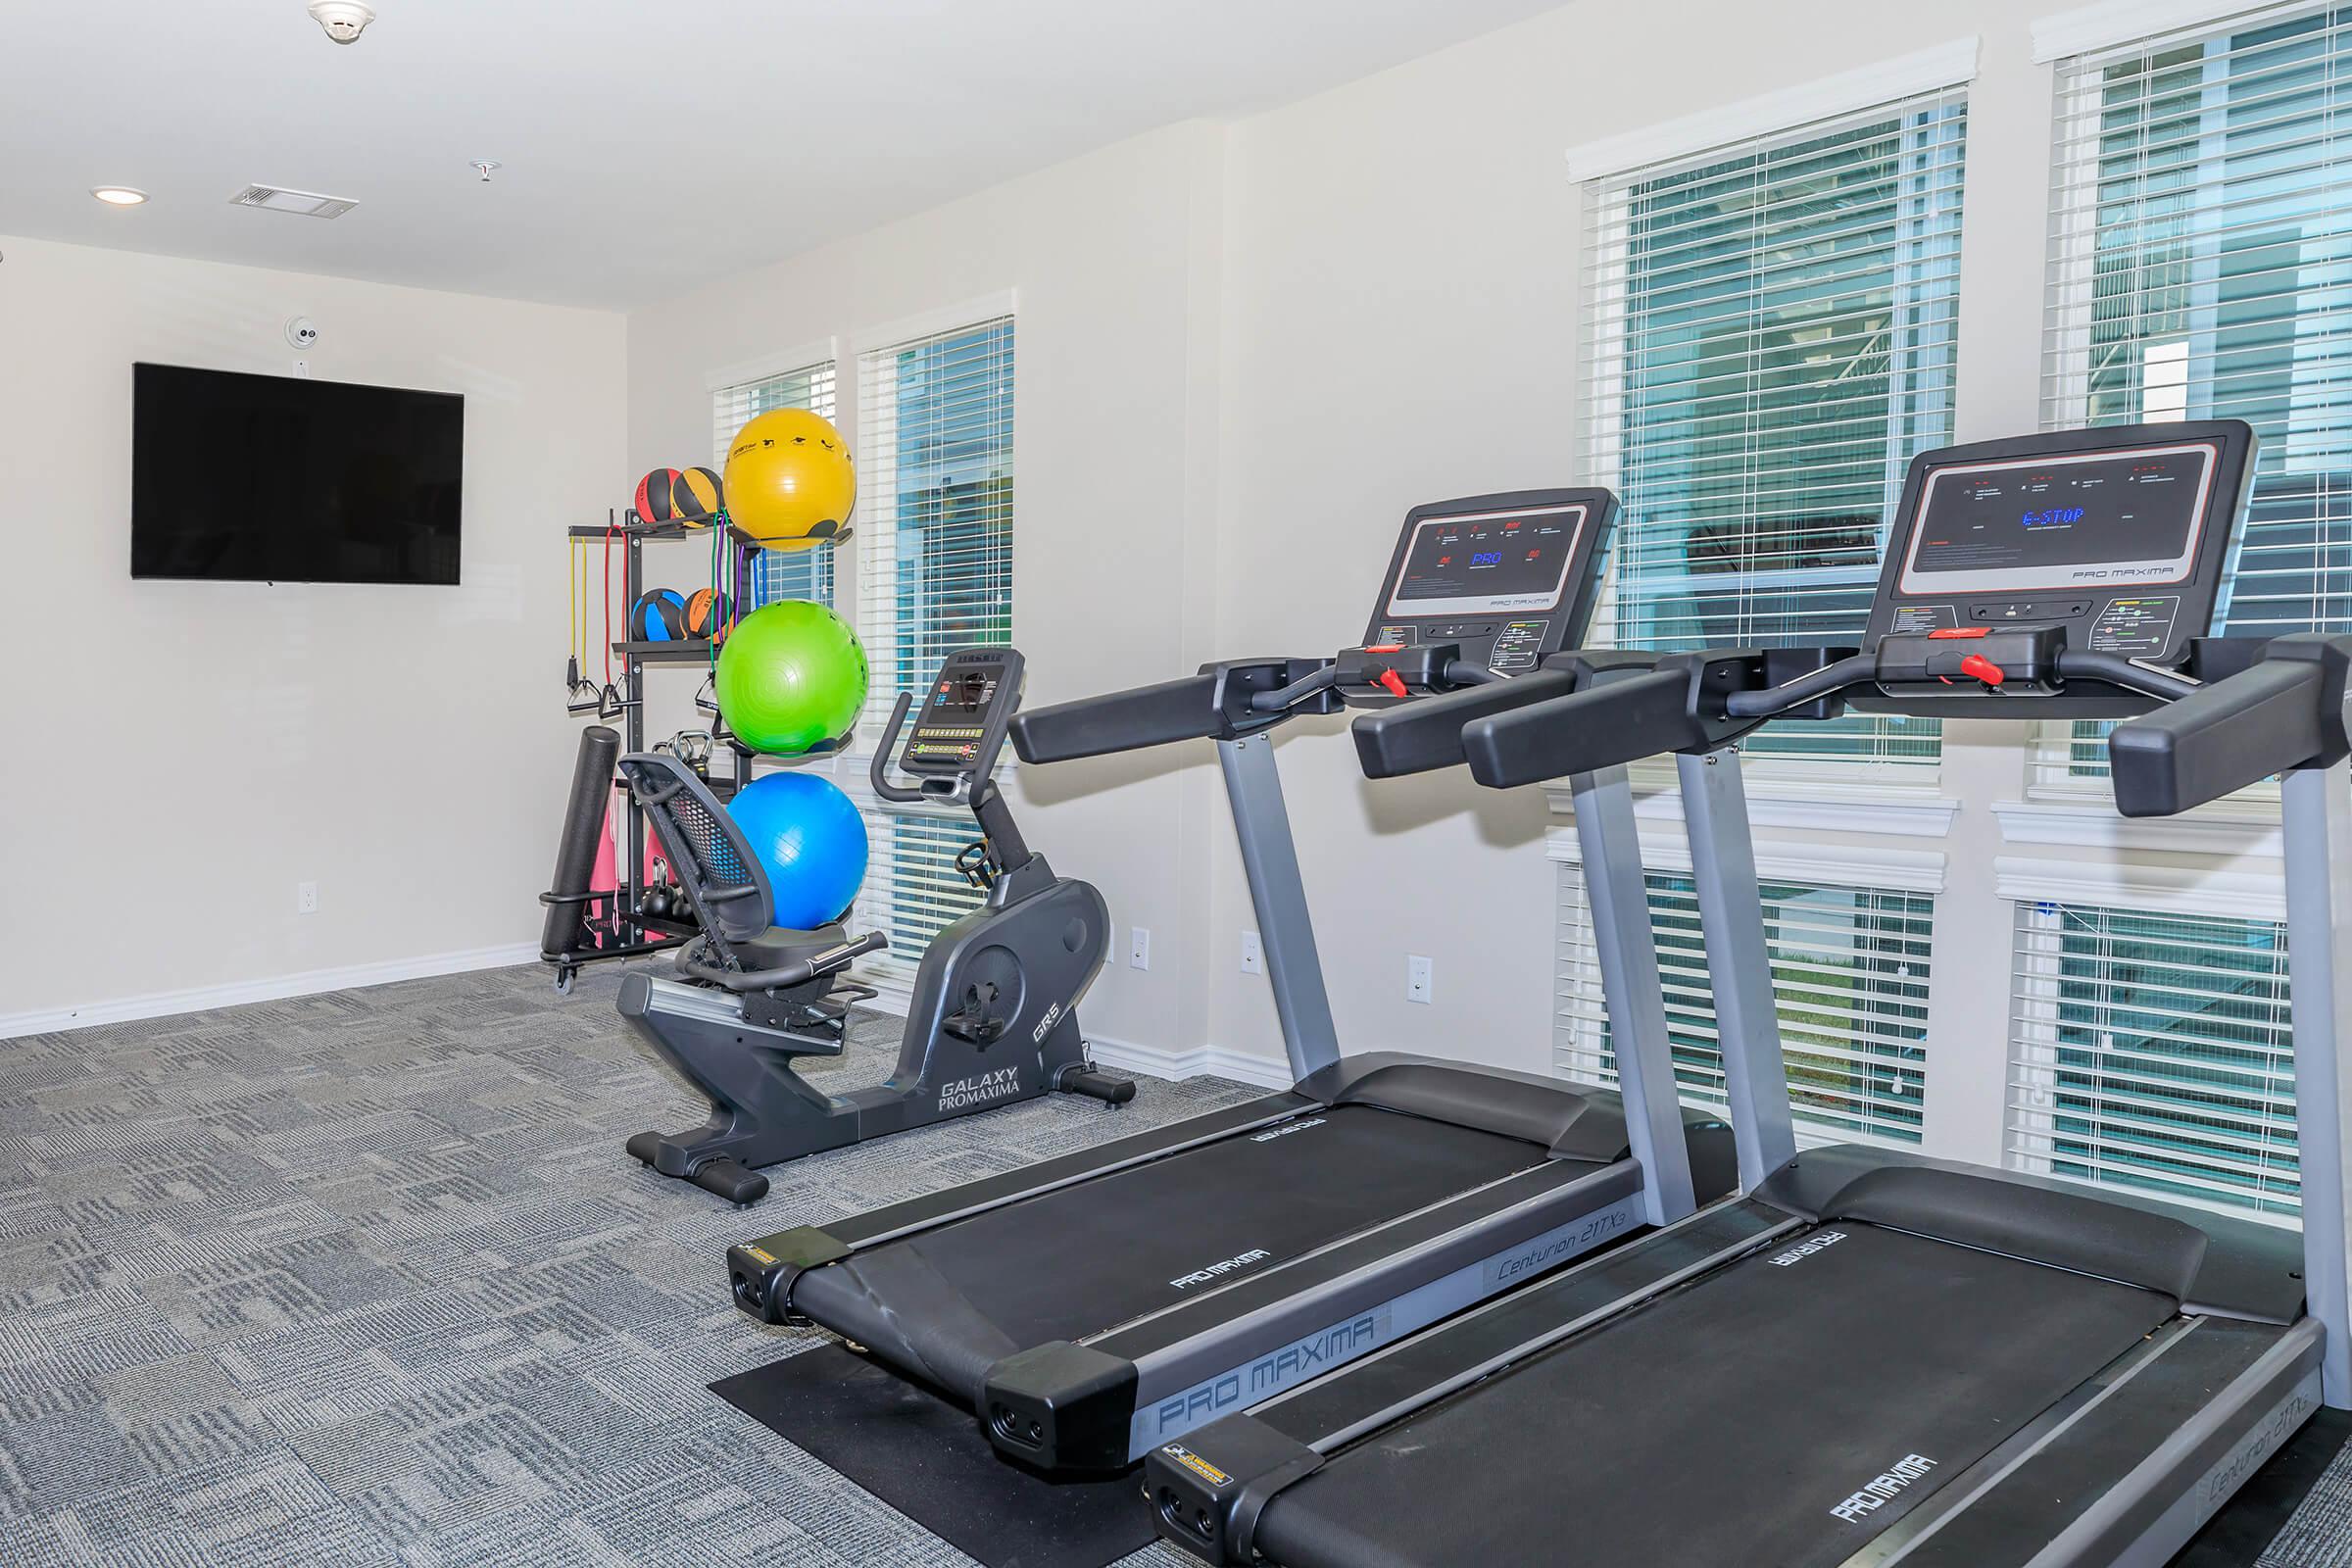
<box><xmin>1544</xmin><ymin>816</ymin><xmax>1947</xmax><ymax>892</ymax></box>
<box><xmin>1990</xmin><ymin>853</ymin><xmax>2287</xmax><ymax>920</ymax></box>
<box><xmin>1547</xmin><ymin>769</ymin><xmax>1959</xmax><ymax>840</ymax></box>
<box><xmin>1992</xmin><ymin>796</ymin><xmax>2281</xmax><ymax>858</ymax></box>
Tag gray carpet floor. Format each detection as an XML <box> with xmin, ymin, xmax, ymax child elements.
<box><xmin>9</xmin><ymin>964</ymin><xmax>2352</xmax><ymax>1566</ymax></box>
<box><xmin>0</xmin><ymin>963</ymin><xmax>1257</xmax><ymax>1567</ymax></box>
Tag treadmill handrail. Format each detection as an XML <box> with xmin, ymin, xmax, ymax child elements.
<box><xmin>1720</xmin><ymin>651</ymin><xmax>1880</xmax><ymax>718</ymax></box>
<box><xmin>2111</xmin><ymin>634</ymin><xmax>2352</xmax><ymax>816</ymax></box>
<box><xmin>1009</xmin><ymin>658</ymin><xmax>1340</xmax><ymax>763</ymax></box>
<box><xmin>1462</xmin><ymin>664</ymin><xmax>1716</xmax><ymax>789</ymax></box>
<box><xmin>1351</xmin><ymin>651</ymin><xmax>1655</xmax><ymax>780</ymax></box>
<box><xmin>1461</xmin><ymin>639</ymin><xmax>2247</xmax><ymax>793</ymax></box>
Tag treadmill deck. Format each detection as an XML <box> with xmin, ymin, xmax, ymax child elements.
<box><xmin>792</xmin><ymin>1103</ymin><xmax>1560</xmax><ymax>1399</ymax></box>
<box><xmin>1251</xmin><ymin>1220</ymin><xmax>2179</xmax><ymax>1568</ymax></box>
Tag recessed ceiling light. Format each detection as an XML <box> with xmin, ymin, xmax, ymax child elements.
<box><xmin>92</xmin><ymin>186</ymin><xmax>149</xmax><ymax>206</ymax></box>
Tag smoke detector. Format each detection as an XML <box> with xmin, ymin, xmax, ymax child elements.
<box><xmin>308</xmin><ymin>2</ymin><xmax>374</xmax><ymax>43</ymax></box>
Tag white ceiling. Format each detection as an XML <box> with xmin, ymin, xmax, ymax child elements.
<box><xmin>0</xmin><ymin>0</ymin><xmax>1563</xmax><ymax>310</ymax></box>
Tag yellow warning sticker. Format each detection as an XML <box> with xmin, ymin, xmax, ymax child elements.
<box><xmin>1162</xmin><ymin>1445</ymin><xmax>1231</xmax><ymax>1487</ymax></box>
<box><xmin>743</xmin><ymin>1247</ymin><xmax>775</xmax><ymax>1266</ymax></box>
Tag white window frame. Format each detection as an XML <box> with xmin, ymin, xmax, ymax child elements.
<box><xmin>1997</xmin><ymin>854</ymin><xmax>2297</xmax><ymax>1224</ymax></box>
<box><xmin>705</xmin><ymin>337</ymin><xmax>841</xmax><ymax>406</ymax></box>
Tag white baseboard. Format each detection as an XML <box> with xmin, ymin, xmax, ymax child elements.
<box><xmin>849</xmin><ymin>974</ymin><xmax>1289</xmax><ymax>1090</ymax></box>
<box><xmin>0</xmin><ymin>942</ymin><xmax>544</xmax><ymax>1041</ymax></box>
<box><xmin>1084</xmin><ymin>1033</ymin><xmax>1293</xmax><ymax>1090</ymax></box>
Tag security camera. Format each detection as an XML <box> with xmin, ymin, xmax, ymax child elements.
<box><xmin>308</xmin><ymin>1</ymin><xmax>375</xmax><ymax>44</ymax></box>
<box><xmin>286</xmin><ymin>317</ymin><xmax>319</xmax><ymax>350</ymax></box>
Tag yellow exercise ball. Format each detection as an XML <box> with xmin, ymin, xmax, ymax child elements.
<box><xmin>723</xmin><ymin>408</ymin><xmax>857</xmax><ymax>547</ymax></box>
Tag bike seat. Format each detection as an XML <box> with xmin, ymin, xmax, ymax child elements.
<box><xmin>733</xmin><ymin>923</ymin><xmax>853</xmax><ymax>969</ymax></box>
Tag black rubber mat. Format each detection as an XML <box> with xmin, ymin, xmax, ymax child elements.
<box><xmin>793</xmin><ymin>1103</ymin><xmax>1550</xmax><ymax>1398</ymax></box>
<box><xmin>1253</xmin><ymin>1221</ymin><xmax>2178</xmax><ymax>1568</ymax></box>
<box><xmin>712</xmin><ymin>1345</ymin><xmax>1151</xmax><ymax>1568</ymax></box>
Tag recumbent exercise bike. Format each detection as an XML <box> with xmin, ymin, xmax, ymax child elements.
<box><xmin>616</xmin><ymin>645</ymin><xmax>1132</xmax><ymax>1203</ymax></box>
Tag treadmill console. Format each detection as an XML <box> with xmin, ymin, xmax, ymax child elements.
<box><xmin>1347</xmin><ymin>488</ymin><xmax>1617</xmax><ymax>702</ymax></box>
<box><xmin>1855</xmin><ymin>421</ymin><xmax>2256</xmax><ymax>717</ymax></box>
<box><xmin>900</xmin><ymin>647</ymin><xmax>1025</xmax><ymax>782</ymax></box>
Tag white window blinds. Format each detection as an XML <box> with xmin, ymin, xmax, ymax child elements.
<box><xmin>1582</xmin><ymin>87</ymin><xmax>1968</xmax><ymax>771</ymax></box>
<box><xmin>1556</xmin><ymin>866</ymin><xmax>1934</xmax><ymax>1144</ymax></box>
<box><xmin>2007</xmin><ymin>901</ymin><xmax>2297</xmax><ymax>1218</ymax></box>
<box><xmin>2038</xmin><ymin>3</ymin><xmax>2352</xmax><ymax>789</ymax></box>
<box><xmin>848</xmin><ymin>317</ymin><xmax>1016</xmax><ymax>971</ymax></box>
<box><xmin>854</xmin><ymin>317</ymin><xmax>1015</xmax><ymax>734</ymax></box>
<box><xmin>712</xmin><ymin>362</ymin><xmax>838</xmax><ymax>607</ymax></box>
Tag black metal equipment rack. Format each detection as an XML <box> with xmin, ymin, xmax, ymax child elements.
<box><xmin>540</xmin><ymin>510</ymin><xmax>761</xmax><ymax>990</ymax></box>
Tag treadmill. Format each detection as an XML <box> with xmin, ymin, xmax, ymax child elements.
<box><xmin>723</xmin><ymin>488</ymin><xmax>1737</xmax><ymax>1474</ymax></box>
<box><xmin>1145</xmin><ymin>419</ymin><xmax>2352</xmax><ymax>1567</ymax></box>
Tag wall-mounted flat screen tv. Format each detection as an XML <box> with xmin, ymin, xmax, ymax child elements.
<box><xmin>131</xmin><ymin>363</ymin><xmax>464</xmax><ymax>583</ymax></box>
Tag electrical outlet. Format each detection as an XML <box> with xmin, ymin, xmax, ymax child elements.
<box><xmin>1407</xmin><ymin>955</ymin><xmax>1433</xmax><ymax>1004</ymax></box>
<box><xmin>1129</xmin><ymin>927</ymin><xmax>1151</xmax><ymax>970</ymax></box>
<box><xmin>1241</xmin><ymin>930</ymin><xmax>1262</xmax><ymax>975</ymax></box>
<box><xmin>297</xmin><ymin>881</ymin><xmax>319</xmax><ymax>915</ymax></box>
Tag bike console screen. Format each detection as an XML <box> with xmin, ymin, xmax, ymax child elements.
<box><xmin>902</xmin><ymin>648</ymin><xmax>1024</xmax><ymax>777</ymax></box>
<box><xmin>1897</xmin><ymin>444</ymin><xmax>2215</xmax><ymax>597</ymax></box>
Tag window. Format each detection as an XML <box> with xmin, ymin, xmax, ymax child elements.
<box><xmin>851</xmin><ymin>317</ymin><xmax>1016</xmax><ymax>964</ymax></box>
<box><xmin>2039</xmin><ymin>5</ymin><xmax>2352</xmax><ymax>788</ymax></box>
<box><xmin>855</xmin><ymin>317</ymin><xmax>1015</xmax><ymax>731</ymax></box>
<box><xmin>1583</xmin><ymin>87</ymin><xmax>1967</xmax><ymax>772</ymax></box>
<box><xmin>2008</xmin><ymin>902</ymin><xmax>2296</xmax><ymax>1217</ymax></box>
<box><xmin>1556</xmin><ymin>866</ymin><xmax>1934</xmax><ymax>1143</ymax></box>
<box><xmin>712</xmin><ymin>360</ymin><xmax>838</xmax><ymax>607</ymax></box>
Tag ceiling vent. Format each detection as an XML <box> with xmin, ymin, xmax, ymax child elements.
<box><xmin>229</xmin><ymin>184</ymin><xmax>358</xmax><ymax>220</ymax></box>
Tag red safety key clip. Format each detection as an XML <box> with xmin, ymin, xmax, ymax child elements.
<box><xmin>1959</xmin><ymin>653</ymin><xmax>2005</xmax><ymax>686</ymax></box>
<box><xmin>1363</xmin><ymin>645</ymin><xmax>1409</xmax><ymax>699</ymax></box>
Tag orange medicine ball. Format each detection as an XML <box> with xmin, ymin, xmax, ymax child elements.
<box><xmin>636</xmin><ymin>466</ymin><xmax>722</xmax><ymax>526</ymax></box>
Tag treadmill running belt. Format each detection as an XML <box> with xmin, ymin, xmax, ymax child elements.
<box><xmin>792</xmin><ymin>1104</ymin><xmax>1553</xmax><ymax>1400</ymax></box>
<box><xmin>1251</xmin><ymin>1222</ymin><xmax>2177</xmax><ymax>1568</ymax></box>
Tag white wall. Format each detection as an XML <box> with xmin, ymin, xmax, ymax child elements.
<box><xmin>0</xmin><ymin>235</ymin><xmax>625</xmax><ymax>1024</ymax></box>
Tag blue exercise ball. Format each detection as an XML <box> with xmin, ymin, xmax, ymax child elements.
<box><xmin>727</xmin><ymin>770</ymin><xmax>869</xmax><ymax>930</ymax></box>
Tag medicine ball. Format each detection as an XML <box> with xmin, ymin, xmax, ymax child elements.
<box><xmin>684</xmin><ymin>587</ymin><xmax>733</xmax><ymax>639</ymax></box>
<box><xmin>630</xmin><ymin>588</ymin><xmax>689</xmax><ymax>642</ymax></box>
<box><xmin>635</xmin><ymin>466</ymin><xmax>723</xmax><ymax>526</ymax></box>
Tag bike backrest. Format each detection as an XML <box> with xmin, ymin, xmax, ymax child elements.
<box><xmin>615</xmin><ymin>753</ymin><xmax>776</xmax><ymax>952</ymax></box>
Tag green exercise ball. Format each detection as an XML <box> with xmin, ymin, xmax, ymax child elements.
<box><xmin>714</xmin><ymin>600</ymin><xmax>868</xmax><ymax>756</ymax></box>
